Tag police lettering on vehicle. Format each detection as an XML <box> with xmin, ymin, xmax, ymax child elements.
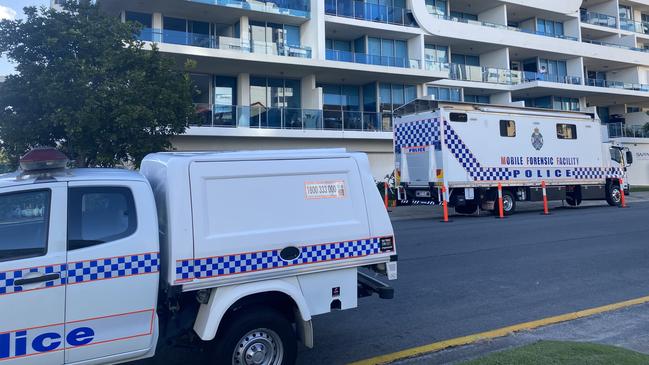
<box><xmin>0</xmin><ymin>326</ymin><xmax>94</xmax><ymax>359</ymax></box>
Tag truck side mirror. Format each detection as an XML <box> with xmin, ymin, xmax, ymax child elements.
<box><xmin>626</xmin><ymin>151</ymin><xmax>634</xmax><ymax>165</ymax></box>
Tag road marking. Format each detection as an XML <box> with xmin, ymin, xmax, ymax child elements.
<box><xmin>349</xmin><ymin>295</ymin><xmax>649</xmax><ymax>365</ymax></box>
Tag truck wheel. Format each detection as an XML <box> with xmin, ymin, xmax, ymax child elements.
<box><xmin>606</xmin><ymin>184</ymin><xmax>622</xmax><ymax>207</ymax></box>
<box><xmin>566</xmin><ymin>195</ymin><xmax>581</xmax><ymax>207</ymax></box>
<box><xmin>455</xmin><ymin>203</ymin><xmax>478</xmax><ymax>215</ymax></box>
<box><xmin>494</xmin><ymin>191</ymin><xmax>516</xmax><ymax>215</ymax></box>
<box><xmin>213</xmin><ymin>307</ymin><xmax>297</xmax><ymax>365</ymax></box>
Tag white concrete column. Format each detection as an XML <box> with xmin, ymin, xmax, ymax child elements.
<box><xmin>478</xmin><ymin>4</ymin><xmax>507</xmax><ymax>26</ymax></box>
<box><xmin>567</xmin><ymin>57</ymin><xmax>585</xmax><ymax>85</ymax></box>
<box><xmin>406</xmin><ymin>34</ymin><xmax>424</xmax><ymax>69</ymax></box>
<box><xmin>301</xmin><ymin>0</ymin><xmax>325</xmax><ymax>60</ymax></box>
<box><xmin>300</xmin><ymin>74</ymin><xmax>322</xmax><ymax>110</ymax></box>
<box><xmin>237</xmin><ymin>73</ymin><xmax>250</xmax><ymax>127</ymax></box>
<box><xmin>480</xmin><ymin>48</ymin><xmax>509</xmax><ymax>68</ymax></box>
<box><xmin>564</xmin><ymin>17</ymin><xmax>581</xmax><ymax>41</ymax></box>
<box><xmin>152</xmin><ymin>12</ymin><xmax>162</xmax><ymax>29</ymax></box>
<box><xmin>239</xmin><ymin>16</ymin><xmax>250</xmax><ymax>42</ymax></box>
<box><xmin>490</xmin><ymin>92</ymin><xmax>512</xmax><ymax>105</ymax></box>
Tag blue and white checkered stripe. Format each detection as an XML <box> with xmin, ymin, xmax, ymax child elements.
<box><xmin>394</xmin><ymin>119</ymin><xmax>440</xmax><ymax>153</ymax></box>
<box><xmin>176</xmin><ymin>237</ymin><xmax>386</xmax><ymax>281</ymax></box>
<box><xmin>0</xmin><ymin>264</ymin><xmax>66</xmax><ymax>295</ymax></box>
<box><xmin>0</xmin><ymin>253</ymin><xmax>159</xmax><ymax>295</ymax></box>
<box><xmin>67</xmin><ymin>253</ymin><xmax>160</xmax><ymax>285</ymax></box>
<box><xmin>573</xmin><ymin>167</ymin><xmax>623</xmax><ymax>180</ymax></box>
<box><xmin>444</xmin><ymin>125</ymin><xmax>512</xmax><ymax>181</ymax></box>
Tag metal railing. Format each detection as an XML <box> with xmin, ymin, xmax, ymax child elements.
<box><xmin>582</xmin><ymin>39</ymin><xmax>649</xmax><ymax>54</ymax></box>
<box><xmin>191</xmin><ymin>105</ymin><xmax>394</xmax><ymax>132</ymax></box>
<box><xmin>522</xmin><ymin>72</ymin><xmax>582</xmax><ymax>85</ymax></box>
<box><xmin>325</xmin><ymin>49</ymin><xmax>420</xmax><ymax>69</ymax></box>
<box><xmin>188</xmin><ymin>0</ymin><xmax>310</xmax><ymax>18</ymax></box>
<box><xmin>587</xmin><ymin>79</ymin><xmax>649</xmax><ymax>92</ymax></box>
<box><xmin>608</xmin><ymin>122</ymin><xmax>649</xmax><ymax>138</ymax></box>
<box><xmin>324</xmin><ymin>0</ymin><xmax>414</xmax><ymax>27</ymax></box>
<box><xmin>580</xmin><ymin>11</ymin><xmax>617</xmax><ymax>28</ymax></box>
<box><xmin>139</xmin><ymin>29</ymin><xmax>312</xmax><ymax>58</ymax></box>
<box><xmin>620</xmin><ymin>19</ymin><xmax>649</xmax><ymax>34</ymax></box>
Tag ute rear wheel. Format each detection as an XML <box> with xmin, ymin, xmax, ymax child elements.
<box><xmin>606</xmin><ymin>184</ymin><xmax>622</xmax><ymax>207</ymax></box>
<box><xmin>212</xmin><ymin>307</ymin><xmax>297</xmax><ymax>365</ymax></box>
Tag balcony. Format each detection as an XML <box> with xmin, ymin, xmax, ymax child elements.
<box><xmin>580</xmin><ymin>11</ymin><xmax>617</xmax><ymax>29</ymax></box>
<box><xmin>188</xmin><ymin>0</ymin><xmax>310</xmax><ymax>18</ymax></box>
<box><xmin>620</xmin><ymin>19</ymin><xmax>649</xmax><ymax>35</ymax></box>
<box><xmin>425</xmin><ymin>62</ymin><xmax>581</xmax><ymax>86</ymax></box>
<box><xmin>192</xmin><ymin>105</ymin><xmax>393</xmax><ymax>132</ymax></box>
<box><xmin>582</xmin><ymin>39</ymin><xmax>649</xmax><ymax>54</ymax></box>
<box><xmin>429</xmin><ymin>14</ymin><xmax>579</xmax><ymax>41</ymax></box>
<box><xmin>325</xmin><ymin>49</ymin><xmax>420</xmax><ymax>69</ymax></box>
<box><xmin>586</xmin><ymin>79</ymin><xmax>649</xmax><ymax>92</ymax></box>
<box><xmin>608</xmin><ymin>123</ymin><xmax>649</xmax><ymax>138</ymax></box>
<box><xmin>139</xmin><ymin>29</ymin><xmax>312</xmax><ymax>58</ymax></box>
<box><xmin>324</xmin><ymin>0</ymin><xmax>414</xmax><ymax>27</ymax></box>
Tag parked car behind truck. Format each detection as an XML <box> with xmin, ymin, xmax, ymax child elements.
<box><xmin>0</xmin><ymin>148</ymin><xmax>396</xmax><ymax>365</ymax></box>
<box><xmin>394</xmin><ymin>99</ymin><xmax>633</xmax><ymax>215</ymax></box>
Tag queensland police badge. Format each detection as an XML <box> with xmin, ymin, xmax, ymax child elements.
<box><xmin>531</xmin><ymin>128</ymin><xmax>544</xmax><ymax>150</ymax></box>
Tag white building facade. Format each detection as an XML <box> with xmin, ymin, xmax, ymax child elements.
<box><xmin>66</xmin><ymin>0</ymin><xmax>649</xmax><ymax>180</ymax></box>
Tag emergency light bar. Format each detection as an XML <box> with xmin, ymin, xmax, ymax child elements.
<box><xmin>19</xmin><ymin>147</ymin><xmax>69</xmax><ymax>171</ymax></box>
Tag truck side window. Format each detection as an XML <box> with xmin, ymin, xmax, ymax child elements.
<box><xmin>449</xmin><ymin>113</ymin><xmax>468</xmax><ymax>122</ymax></box>
<box><xmin>610</xmin><ymin>148</ymin><xmax>622</xmax><ymax>163</ymax></box>
<box><xmin>499</xmin><ymin>120</ymin><xmax>516</xmax><ymax>137</ymax></box>
<box><xmin>68</xmin><ymin>187</ymin><xmax>137</xmax><ymax>250</ymax></box>
<box><xmin>556</xmin><ymin>123</ymin><xmax>577</xmax><ymax>139</ymax></box>
<box><xmin>0</xmin><ymin>189</ymin><xmax>50</xmax><ymax>262</ymax></box>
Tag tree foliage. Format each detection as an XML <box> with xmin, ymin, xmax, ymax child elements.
<box><xmin>0</xmin><ymin>0</ymin><xmax>197</xmax><ymax>167</ymax></box>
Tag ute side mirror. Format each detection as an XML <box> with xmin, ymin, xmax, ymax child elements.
<box><xmin>626</xmin><ymin>151</ymin><xmax>634</xmax><ymax>165</ymax></box>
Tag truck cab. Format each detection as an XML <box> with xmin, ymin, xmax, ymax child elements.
<box><xmin>0</xmin><ymin>148</ymin><xmax>160</xmax><ymax>364</ymax></box>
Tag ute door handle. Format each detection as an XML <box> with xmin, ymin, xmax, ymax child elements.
<box><xmin>14</xmin><ymin>273</ymin><xmax>60</xmax><ymax>286</ymax></box>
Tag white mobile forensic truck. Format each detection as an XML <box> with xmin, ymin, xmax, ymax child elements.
<box><xmin>394</xmin><ymin>99</ymin><xmax>633</xmax><ymax>215</ymax></box>
<box><xmin>0</xmin><ymin>148</ymin><xmax>396</xmax><ymax>365</ymax></box>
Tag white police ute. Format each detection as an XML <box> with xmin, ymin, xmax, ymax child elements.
<box><xmin>0</xmin><ymin>148</ymin><xmax>396</xmax><ymax>365</ymax></box>
<box><xmin>394</xmin><ymin>99</ymin><xmax>634</xmax><ymax>215</ymax></box>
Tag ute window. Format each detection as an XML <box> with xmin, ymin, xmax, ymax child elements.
<box><xmin>557</xmin><ymin>123</ymin><xmax>577</xmax><ymax>139</ymax></box>
<box><xmin>499</xmin><ymin>120</ymin><xmax>516</xmax><ymax>137</ymax></box>
<box><xmin>68</xmin><ymin>187</ymin><xmax>137</xmax><ymax>250</ymax></box>
<box><xmin>0</xmin><ymin>189</ymin><xmax>51</xmax><ymax>262</ymax></box>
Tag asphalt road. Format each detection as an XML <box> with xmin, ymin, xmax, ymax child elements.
<box><xmin>136</xmin><ymin>201</ymin><xmax>649</xmax><ymax>365</ymax></box>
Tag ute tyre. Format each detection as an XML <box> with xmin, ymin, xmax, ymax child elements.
<box><xmin>493</xmin><ymin>190</ymin><xmax>516</xmax><ymax>216</ymax></box>
<box><xmin>455</xmin><ymin>203</ymin><xmax>478</xmax><ymax>215</ymax></box>
<box><xmin>606</xmin><ymin>184</ymin><xmax>622</xmax><ymax>207</ymax></box>
<box><xmin>212</xmin><ymin>307</ymin><xmax>297</xmax><ymax>365</ymax></box>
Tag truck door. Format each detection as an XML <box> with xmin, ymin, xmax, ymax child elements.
<box><xmin>0</xmin><ymin>183</ymin><xmax>67</xmax><ymax>364</ymax></box>
<box><xmin>63</xmin><ymin>181</ymin><xmax>159</xmax><ymax>364</ymax></box>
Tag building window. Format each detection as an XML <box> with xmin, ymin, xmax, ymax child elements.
<box><xmin>556</xmin><ymin>124</ymin><xmax>577</xmax><ymax>140</ymax></box>
<box><xmin>428</xmin><ymin>86</ymin><xmax>461</xmax><ymax>102</ymax></box>
<box><xmin>424</xmin><ymin>44</ymin><xmax>449</xmax><ymax>64</ymax></box>
<box><xmin>499</xmin><ymin>120</ymin><xmax>516</xmax><ymax>137</ymax></box>
<box><xmin>451</xmin><ymin>53</ymin><xmax>479</xmax><ymax>66</ymax></box>
<box><xmin>627</xmin><ymin>106</ymin><xmax>641</xmax><ymax>113</ymax></box>
<box><xmin>464</xmin><ymin>94</ymin><xmax>490</xmax><ymax>104</ymax></box>
<box><xmin>250</xmin><ymin>77</ymin><xmax>301</xmax><ymax>128</ymax></box>
<box><xmin>425</xmin><ymin>0</ymin><xmax>447</xmax><ymax>16</ymax></box>
<box><xmin>320</xmin><ymin>84</ymin><xmax>361</xmax><ymax>130</ymax></box>
<box><xmin>367</xmin><ymin>37</ymin><xmax>409</xmax><ymax>67</ymax></box>
<box><xmin>450</xmin><ymin>11</ymin><xmax>478</xmax><ymax>21</ymax></box>
<box><xmin>125</xmin><ymin>11</ymin><xmax>152</xmax><ymax>28</ymax></box>
<box><xmin>536</xmin><ymin>18</ymin><xmax>564</xmax><ymax>36</ymax></box>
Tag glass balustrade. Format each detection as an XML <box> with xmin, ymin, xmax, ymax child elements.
<box><xmin>326</xmin><ymin>49</ymin><xmax>420</xmax><ymax>69</ymax></box>
<box><xmin>188</xmin><ymin>0</ymin><xmax>310</xmax><ymax>18</ymax></box>
<box><xmin>324</xmin><ymin>0</ymin><xmax>413</xmax><ymax>27</ymax></box>
<box><xmin>580</xmin><ymin>11</ymin><xmax>617</xmax><ymax>28</ymax></box>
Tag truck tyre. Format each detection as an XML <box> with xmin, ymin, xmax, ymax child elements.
<box><xmin>493</xmin><ymin>190</ymin><xmax>516</xmax><ymax>216</ymax></box>
<box><xmin>213</xmin><ymin>307</ymin><xmax>297</xmax><ymax>365</ymax></box>
<box><xmin>566</xmin><ymin>195</ymin><xmax>581</xmax><ymax>207</ymax></box>
<box><xmin>606</xmin><ymin>184</ymin><xmax>622</xmax><ymax>207</ymax></box>
<box><xmin>455</xmin><ymin>203</ymin><xmax>478</xmax><ymax>215</ymax></box>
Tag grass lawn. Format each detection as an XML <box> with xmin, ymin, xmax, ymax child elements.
<box><xmin>631</xmin><ymin>186</ymin><xmax>649</xmax><ymax>192</ymax></box>
<box><xmin>460</xmin><ymin>341</ymin><xmax>649</xmax><ymax>365</ymax></box>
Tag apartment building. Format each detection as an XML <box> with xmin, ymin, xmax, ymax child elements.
<box><xmin>55</xmin><ymin>0</ymin><xmax>649</xmax><ymax>178</ymax></box>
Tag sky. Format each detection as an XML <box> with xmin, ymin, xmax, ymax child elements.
<box><xmin>0</xmin><ymin>0</ymin><xmax>51</xmax><ymax>75</ymax></box>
